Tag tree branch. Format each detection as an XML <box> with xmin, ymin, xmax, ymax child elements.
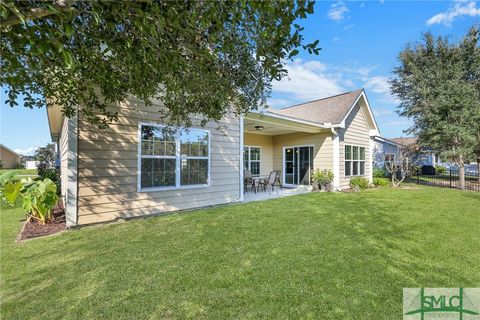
<box><xmin>0</xmin><ymin>1</ymin><xmax>73</xmax><ymax>28</ymax></box>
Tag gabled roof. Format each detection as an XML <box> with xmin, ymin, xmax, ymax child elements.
<box><xmin>0</xmin><ymin>144</ymin><xmax>20</xmax><ymax>156</ymax></box>
<box><xmin>371</xmin><ymin>136</ymin><xmax>401</xmax><ymax>147</ymax></box>
<box><xmin>390</xmin><ymin>137</ymin><xmax>418</xmax><ymax>146</ymax></box>
<box><xmin>270</xmin><ymin>89</ymin><xmax>364</xmax><ymax>125</ymax></box>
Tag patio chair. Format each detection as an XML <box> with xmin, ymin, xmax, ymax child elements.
<box><xmin>257</xmin><ymin>170</ymin><xmax>282</xmax><ymax>193</ymax></box>
<box><xmin>244</xmin><ymin>169</ymin><xmax>256</xmax><ymax>193</ymax></box>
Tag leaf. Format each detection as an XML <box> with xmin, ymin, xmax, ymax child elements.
<box><xmin>62</xmin><ymin>50</ymin><xmax>74</xmax><ymax>69</ymax></box>
<box><xmin>289</xmin><ymin>49</ymin><xmax>299</xmax><ymax>58</ymax></box>
<box><xmin>0</xmin><ymin>171</ymin><xmax>18</xmax><ymax>186</ymax></box>
<box><xmin>2</xmin><ymin>181</ymin><xmax>23</xmax><ymax>204</ymax></box>
<box><xmin>64</xmin><ymin>23</ymin><xmax>74</xmax><ymax>37</ymax></box>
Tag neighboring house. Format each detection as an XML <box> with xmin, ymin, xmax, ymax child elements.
<box><xmin>372</xmin><ymin>136</ymin><xmax>439</xmax><ymax>169</ymax></box>
<box><xmin>25</xmin><ymin>161</ymin><xmax>40</xmax><ymax>170</ymax></box>
<box><xmin>0</xmin><ymin>144</ymin><xmax>20</xmax><ymax>169</ymax></box>
<box><xmin>390</xmin><ymin>137</ymin><xmax>438</xmax><ymax>167</ymax></box>
<box><xmin>47</xmin><ymin>88</ymin><xmax>380</xmax><ymax>227</ymax></box>
<box><xmin>371</xmin><ymin>136</ymin><xmax>399</xmax><ymax>169</ymax></box>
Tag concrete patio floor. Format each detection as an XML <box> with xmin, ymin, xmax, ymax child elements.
<box><xmin>243</xmin><ymin>185</ymin><xmax>312</xmax><ymax>203</ymax></box>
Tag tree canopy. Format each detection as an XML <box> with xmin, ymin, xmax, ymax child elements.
<box><xmin>0</xmin><ymin>0</ymin><xmax>319</xmax><ymax>128</ymax></box>
<box><xmin>390</xmin><ymin>26</ymin><xmax>480</xmax><ymax>187</ymax></box>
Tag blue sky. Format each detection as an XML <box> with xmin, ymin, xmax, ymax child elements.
<box><xmin>1</xmin><ymin>0</ymin><xmax>479</xmax><ymax>155</ymax></box>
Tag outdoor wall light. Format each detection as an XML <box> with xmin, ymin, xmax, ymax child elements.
<box><xmin>255</xmin><ymin>125</ymin><xmax>264</xmax><ymax>131</ymax></box>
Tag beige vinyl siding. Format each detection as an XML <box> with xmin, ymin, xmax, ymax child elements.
<box><xmin>272</xmin><ymin>132</ymin><xmax>333</xmax><ymax>184</ymax></box>
<box><xmin>338</xmin><ymin>103</ymin><xmax>371</xmax><ymax>189</ymax></box>
<box><xmin>76</xmin><ymin>99</ymin><xmax>241</xmax><ymax>225</ymax></box>
<box><xmin>0</xmin><ymin>146</ymin><xmax>19</xmax><ymax>169</ymax></box>
<box><xmin>59</xmin><ymin>117</ymin><xmax>69</xmax><ymax>203</ymax></box>
<box><xmin>244</xmin><ymin>133</ymin><xmax>273</xmax><ymax>177</ymax></box>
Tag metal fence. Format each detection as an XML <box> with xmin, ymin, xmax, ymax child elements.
<box><xmin>411</xmin><ymin>169</ymin><xmax>480</xmax><ymax>192</ymax></box>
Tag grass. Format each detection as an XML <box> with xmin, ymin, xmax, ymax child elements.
<box><xmin>1</xmin><ymin>186</ymin><xmax>479</xmax><ymax>319</ymax></box>
<box><xmin>0</xmin><ymin>168</ymin><xmax>38</xmax><ymax>175</ymax></box>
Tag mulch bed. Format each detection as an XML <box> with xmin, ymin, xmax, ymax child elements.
<box><xmin>17</xmin><ymin>202</ymin><xmax>66</xmax><ymax>242</ymax></box>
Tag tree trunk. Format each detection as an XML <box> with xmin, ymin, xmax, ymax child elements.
<box><xmin>477</xmin><ymin>157</ymin><xmax>480</xmax><ymax>185</ymax></box>
<box><xmin>459</xmin><ymin>156</ymin><xmax>465</xmax><ymax>190</ymax></box>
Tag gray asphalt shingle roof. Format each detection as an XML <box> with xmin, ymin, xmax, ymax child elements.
<box><xmin>270</xmin><ymin>89</ymin><xmax>364</xmax><ymax>124</ymax></box>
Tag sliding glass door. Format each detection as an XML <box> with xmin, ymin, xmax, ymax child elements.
<box><xmin>284</xmin><ymin>146</ymin><xmax>314</xmax><ymax>186</ymax></box>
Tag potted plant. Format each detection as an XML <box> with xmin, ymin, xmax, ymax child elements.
<box><xmin>312</xmin><ymin>169</ymin><xmax>334</xmax><ymax>191</ymax></box>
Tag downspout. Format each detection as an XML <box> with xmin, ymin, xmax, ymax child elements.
<box><xmin>331</xmin><ymin>128</ymin><xmax>340</xmax><ymax>191</ymax></box>
<box><xmin>239</xmin><ymin>116</ymin><xmax>244</xmax><ymax>202</ymax></box>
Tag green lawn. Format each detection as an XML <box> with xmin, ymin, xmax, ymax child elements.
<box><xmin>0</xmin><ymin>168</ymin><xmax>37</xmax><ymax>175</ymax></box>
<box><xmin>1</xmin><ymin>187</ymin><xmax>479</xmax><ymax>319</ymax></box>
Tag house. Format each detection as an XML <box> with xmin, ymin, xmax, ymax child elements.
<box><xmin>0</xmin><ymin>144</ymin><xmax>20</xmax><ymax>169</ymax></box>
<box><xmin>372</xmin><ymin>136</ymin><xmax>438</xmax><ymax>169</ymax></box>
<box><xmin>371</xmin><ymin>136</ymin><xmax>401</xmax><ymax>169</ymax></box>
<box><xmin>47</xmin><ymin>89</ymin><xmax>380</xmax><ymax>227</ymax></box>
<box><xmin>25</xmin><ymin>161</ymin><xmax>40</xmax><ymax>170</ymax></box>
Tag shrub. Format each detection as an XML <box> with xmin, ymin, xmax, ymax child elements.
<box><xmin>350</xmin><ymin>177</ymin><xmax>369</xmax><ymax>190</ymax></box>
<box><xmin>421</xmin><ymin>165</ymin><xmax>435</xmax><ymax>175</ymax></box>
<box><xmin>0</xmin><ymin>172</ymin><xmax>59</xmax><ymax>224</ymax></box>
<box><xmin>435</xmin><ymin>165</ymin><xmax>447</xmax><ymax>174</ymax></box>
<box><xmin>312</xmin><ymin>169</ymin><xmax>334</xmax><ymax>184</ymax></box>
<box><xmin>372</xmin><ymin>177</ymin><xmax>389</xmax><ymax>187</ymax></box>
<box><xmin>373</xmin><ymin>168</ymin><xmax>387</xmax><ymax>178</ymax></box>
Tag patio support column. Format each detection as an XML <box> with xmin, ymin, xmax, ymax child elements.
<box><xmin>332</xmin><ymin>128</ymin><xmax>340</xmax><ymax>190</ymax></box>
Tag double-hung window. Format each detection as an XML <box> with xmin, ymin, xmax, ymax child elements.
<box><xmin>243</xmin><ymin>146</ymin><xmax>261</xmax><ymax>176</ymax></box>
<box><xmin>139</xmin><ymin>123</ymin><xmax>209</xmax><ymax>191</ymax></box>
<box><xmin>345</xmin><ymin>145</ymin><xmax>365</xmax><ymax>176</ymax></box>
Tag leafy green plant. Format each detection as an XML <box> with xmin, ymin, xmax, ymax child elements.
<box><xmin>0</xmin><ymin>172</ymin><xmax>59</xmax><ymax>224</ymax></box>
<box><xmin>435</xmin><ymin>166</ymin><xmax>447</xmax><ymax>174</ymax></box>
<box><xmin>372</xmin><ymin>178</ymin><xmax>389</xmax><ymax>188</ymax></box>
<box><xmin>373</xmin><ymin>168</ymin><xmax>387</xmax><ymax>178</ymax></box>
<box><xmin>350</xmin><ymin>177</ymin><xmax>370</xmax><ymax>190</ymax></box>
<box><xmin>312</xmin><ymin>169</ymin><xmax>334</xmax><ymax>184</ymax></box>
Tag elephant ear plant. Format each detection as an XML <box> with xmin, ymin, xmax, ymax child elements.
<box><xmin>0</xmin><ymin>172</ymin><xmax>59</xmax><ymax>225</ymax></box>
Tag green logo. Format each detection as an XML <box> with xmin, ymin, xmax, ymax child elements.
<box><xmin>403</xmin><ymin>288</ymin><xmax>480</xmax><ymax>320</ymax></box>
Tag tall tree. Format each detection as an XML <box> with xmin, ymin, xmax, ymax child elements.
<box><xmin>460</xmin><ymin>27</ymin><xmax>480</xmax><ymax>182</ymax></box>
<box><xmin>0</xmin><ymin>1</ymin><xmax>319</xmax><ymax>128</ymax></box>
<box><xmin>390</xmin><ymin>26</ymin><xmax>479</xmax><ymax>189</ymax></box>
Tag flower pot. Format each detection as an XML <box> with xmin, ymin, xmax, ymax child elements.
<box><xmin>312</xmin><ymin>183</ymin><xmax>320</xmax><ymax>191</ymax></box>
<box><xmin>320</xmin><ymin>182</ymin><xmax>333</xmax><ymax>192</ymax></box>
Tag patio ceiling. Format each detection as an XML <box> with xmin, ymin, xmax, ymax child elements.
<box><xmin>244</xmin><ymin>112</ymin><xmax>329</xmax><ymax>135</ymax></box>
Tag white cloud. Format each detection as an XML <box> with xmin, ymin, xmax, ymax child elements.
<box><xmin>267</xmin><ymin>98</ymin><xmax>290</xmax><ymax>108</ymax></box>
<box><xmin>327</xmin><ymin>1</ymin><xmax>349</xmax><ymax>21</ymax></box>
<box><xmin>343</xmin><ymin>24</ymin><xmax>354</xmax><ymax>30</ymax></box>
<box><xmin>363</xmin><ymin>76</ymin><xmax>390</xmax><ymax>94</ymax></box>
<box><xmin>373</xmin><ymin>109</ymin><xmax>393</xmax><ymax>116</ymax></box>
<box><xmin>333</xmin><ymin>36</ymin><xmax>341</xmax><ymax>42</ymax></box>
<box><xmin>14</xmin><ymin>146</ymin><xmax>38</xmax><ymax>156</ymax></box>
<box><xmin>384</xmin><ymin>120</ymin><xmax>411</xmax><ymax>126</ymax></box>
<box><xmin>360</xmin><ymin>3</ymin><xmax>366</xmax><ymax>8</ymax></box>
<box><xmin>426</xmin><ymin>1</ymin><xmax>480</xmax><ymax>26</ymax></box>
<box><xmin>272</xmin><ymin>59</ymin><xmax>346</xmax><ymax>102</ymax></box>
<box><xmin>363</xmin><ymin>76</ymin><xmax>400</xmax><ymax>103</ymax></box>
<box><xmin>357</xmin><ymin>66</ymin><xmax>377</xmax><ymax>77</ymax></box>
<box><xmin>270</xmin><ymin>59</ymin><xmax>401</xmax><ymax>110</ymax></box>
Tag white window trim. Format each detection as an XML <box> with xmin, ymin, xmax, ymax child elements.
<box><xmin>137</xmin><ymin>122</ymin><xmax>211</xmax><ymax>192</ymax></box>
<box><xmin>344</xmin><ymin>144</ymin><xmax>366</xmax><ymax>177</ymax></box>
<box><xmin>244</xmin><ymin>145</ymin><xmax>261</xmax><ymax>177</ymax></box>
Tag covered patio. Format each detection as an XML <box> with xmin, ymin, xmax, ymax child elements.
<box><xmin>242</xmin><ymin>111</ymin><xmax>336</xmax><ymax>197</ymax></box>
